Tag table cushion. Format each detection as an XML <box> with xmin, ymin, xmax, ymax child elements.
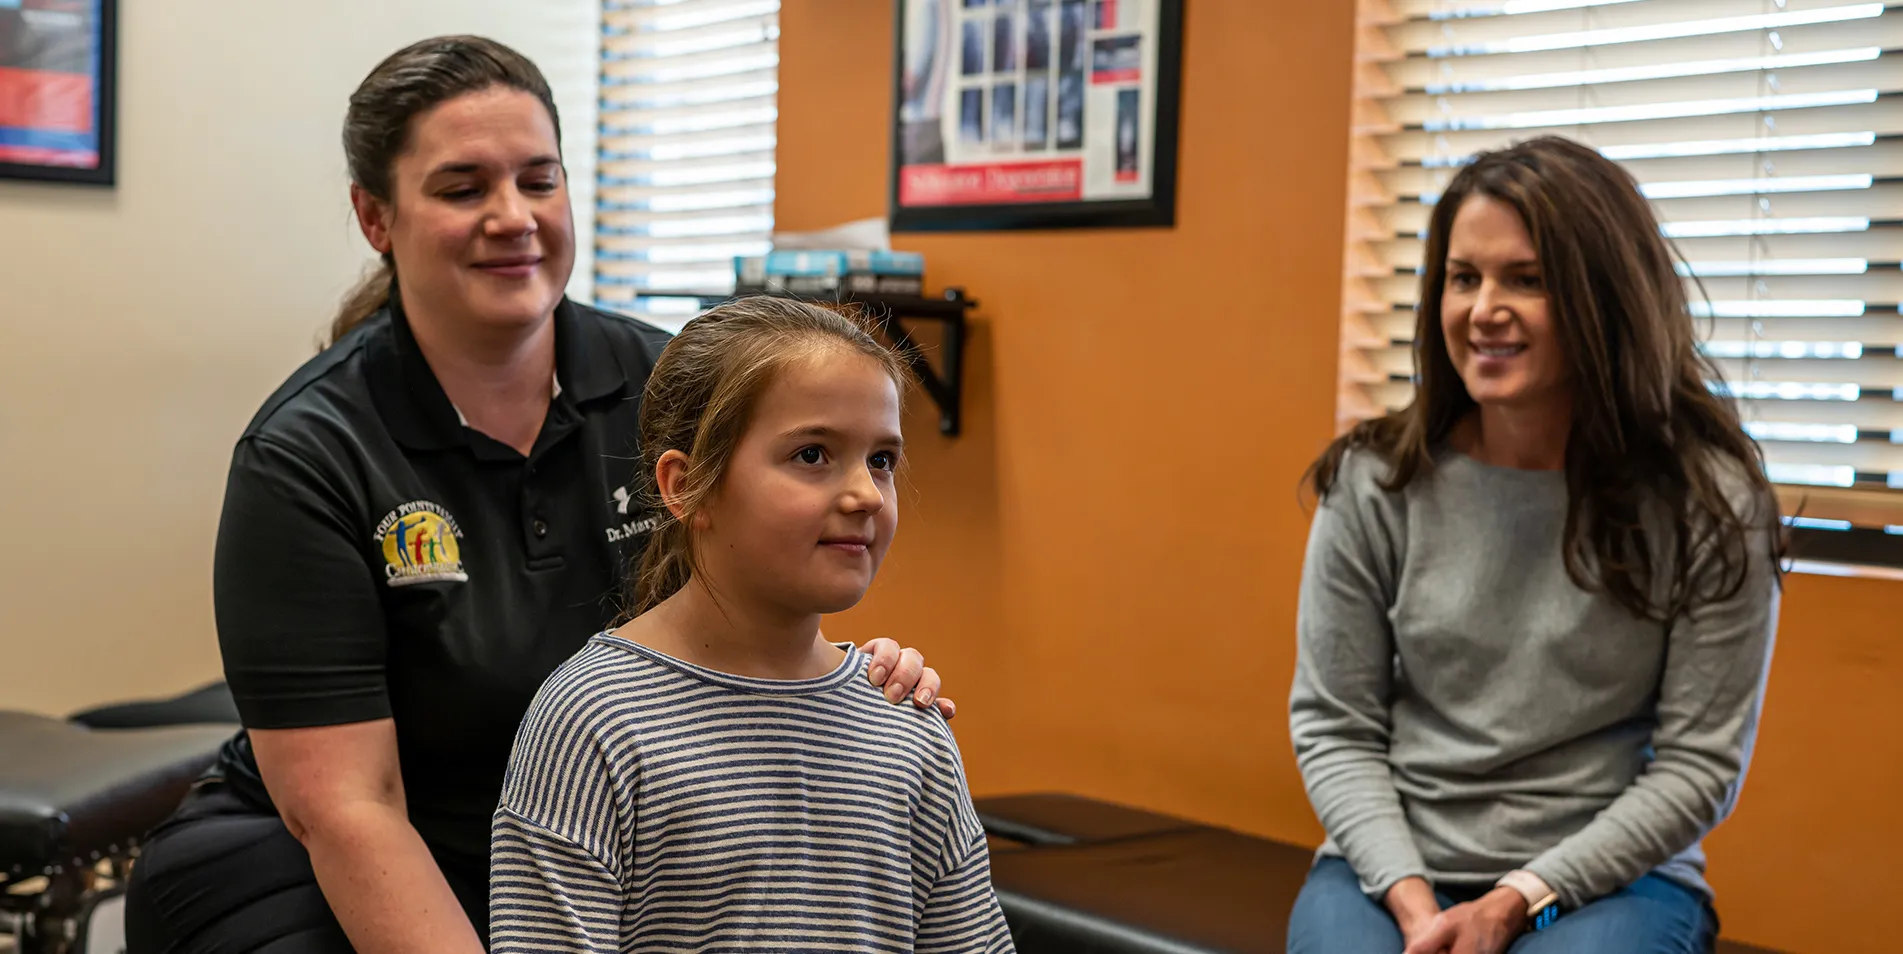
<box><xmin>977</xmin><ymin>793</ymin><xmax>1784</xmax><ymax>954</ymax></box>
<box><xmin>988</xmin><ymin>827</ymin><xmax>1310</xmax><ymax>953</ymax></box>
<box><xmin>0</xmin><ymin>711</ymin><xmax>235</xmax><ymax>876</ymax></box>
<box><xmin>976</xmin><ymin>792</ymin><xmax>1202</xmax><ymax>846</ymax></box>
<box><xmin>68</xmin><ymin>682</ymin><xmax>238</xmax><ymax>730</ymax></box>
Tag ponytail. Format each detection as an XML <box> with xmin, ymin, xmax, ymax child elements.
<box><xmin>632</xmin><ymin>518</ymin><xmax>694</xmax><ymax>616</ymax></box>
<box><xmin>328</xmin><ymin>256</ymin><xmax>394</xmax><ymax>347</ymax></box>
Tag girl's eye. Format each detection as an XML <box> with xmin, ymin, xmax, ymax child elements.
<box><xmin>870</xmin><ymin>451</ymin><xmax>897</xmax><ymax>472</ymax></box>
<box><xmin>441</xmin><ymin>187</ymin><xmax>480</xmax><ymax>201</ymax></box>
<box><xmin>1448</xmin><ymin>271</ymin><xmax>1479</xmax><ymax>290</ymax></box>
<box><xmin>796</xmin><ymin>446</ymin><xmax>826</xmax><ymax>465</ymax></box>
<box><xmin>523</xmin><ymin>178</ymin><xmax>559</xmax><ymax>194</ymax></box>
<box><xmin>1515</xmin><ymin>273</ymin><xmax>1544</xmax><ymax>290</ymax></box>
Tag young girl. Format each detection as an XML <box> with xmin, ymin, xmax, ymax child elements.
<box><xmin>488</xmin><ymin>296</ymin><xmax>1014</xmax><ymax>953</ymax></box>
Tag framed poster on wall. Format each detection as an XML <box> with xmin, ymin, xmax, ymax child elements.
<box><xmin>0</xmin><ymin>0</ymin><xmax>116</xmax><ymax>185</ymax></box>
<box><xmin>891</xmin><ymin>0</ymin><xmax>1182</xmax><ymax>232</ymax></box>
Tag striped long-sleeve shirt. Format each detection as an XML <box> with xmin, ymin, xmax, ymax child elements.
<box><xmin>490</xmin><ymin>634</ymin><xmax>1015</xmax><ymax>954</ymax></box>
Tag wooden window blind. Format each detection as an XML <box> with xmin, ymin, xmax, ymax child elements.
<box><xmin>1339</xmin><ymin>0</ymin><xmax>1903</xmax><ymax>569</ymax></box>
<box><xmin>594</xmin><ymin>0</ymin><xmax>781</xmax><ymax>332</ymax></box>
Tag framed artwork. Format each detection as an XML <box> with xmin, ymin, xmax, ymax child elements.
<box><xmin>891</xmin><ymin>0</ymin><xmax>1183</xmax><ymax>231</ymax></box>
<box><xmin>0</xmin><ymin>0</ymin><xmax>116</xmax><ymax>185</ymax></box>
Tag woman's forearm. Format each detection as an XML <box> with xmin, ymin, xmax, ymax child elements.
<box><xmin>1383</xmin><ymin>876</ymin><xmax>1439</xmax><ymax>936</ymax></box>
<box><xmin>297</xmin><ymin>800</ymin><xmax>486</xmax><ymax>954</ymax></box>
<box><xmin>1524</xmin><ymin>528</ymin><xmax>1778</xmax><ymax>909</ymax></box>
<box><xmin>1291</xmin><ymin>469</ymin><xmax>1429</xmax><ymax>900</ymax></box>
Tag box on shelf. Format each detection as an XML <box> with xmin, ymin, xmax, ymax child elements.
<box><xmin>734</xmin><ymin>249</ymin><xmax>926</xmax><ymax>298</ymax></box>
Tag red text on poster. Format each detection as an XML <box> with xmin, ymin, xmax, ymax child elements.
<box><xmin>899</xmin><ymin>159</ymin><xmax>1084</xmax><ymax>207</ymax></box>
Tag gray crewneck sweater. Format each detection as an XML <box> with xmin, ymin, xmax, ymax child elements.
<box><xmin>1289</xmin><ymin>448</ymin><xmax>1779</xmax><ymax>910</ymax></box>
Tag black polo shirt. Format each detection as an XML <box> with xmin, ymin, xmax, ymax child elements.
<box><xmin>208</xmin><ymin>295</ymin><xmax>670</xmax><ymax>927</ymax></box>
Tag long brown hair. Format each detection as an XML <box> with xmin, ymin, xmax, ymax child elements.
<box><xmin>1308</xmin><ymin>135</ymin><xmax>1778</xmax><ymax>620</ymax></box>
<box><xmin>327</xmin><ymin>36</ymin><xmax>561</xmax><ymax>346</ymax></box>
<box><xmin>626</xmin><ymin>297</ymin><xmax>913</xmax><ymax>618</ymax></box>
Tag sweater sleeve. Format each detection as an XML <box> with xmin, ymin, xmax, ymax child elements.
<box><xmin>917</xmin><ymin>834</ymin><xmax>1015</xmax><ymax>953</ymax></box>
<box><xmin>489</xmin><ymin>663</ymin><xmax>635</xmax><ymax>952</ymax></box>
<box><xmin>1525</xmin><ymin>509</ymin><xmax>1780</xmax><ymax>910</ymax></box>
<box><xmin>916</xmin><ymin>717</ymin><xmax>1016</xmax><ymax>953</ymax></box>
<box><xmin>489</xmin><ymin>810</ymin><xmax>627</xmax><ymax>954</ymax></box>
<box><xmin>1288</xmin><ymin>453</ymin><xmax>1428</xmax><ymax>900</ymax></box>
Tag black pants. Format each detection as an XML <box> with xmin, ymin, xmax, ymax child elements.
<box><xmin>125</xmin><ymin>782</ymin><xmax>353</xmax><ymax>954</ymax></box>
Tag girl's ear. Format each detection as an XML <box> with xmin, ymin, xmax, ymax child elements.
<box><xmin>654</xmin><ymin>450</ymin><xmax>693</xmax><ymax>521</ymax></box>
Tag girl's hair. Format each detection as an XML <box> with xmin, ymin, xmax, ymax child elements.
<box><xmin>627</xmin><ymin>296</ymin><xmax>913</xmax><ymax>617</ymax></box>
<box><xmin>328</xmin><ymin>36</ymin><xmax>561</xmax><ymax>346</ymax></box>
<box><xmin>1307</xmin><ymin>135</ymin><xmax>1778</xmax><ymax>620</ymax></box>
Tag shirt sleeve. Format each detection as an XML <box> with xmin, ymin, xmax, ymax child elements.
<box><xmin>1287</xmin><ymin>455</ymin><xmax>1428</xmax><ymax>900</ymax></box>
<box><xmin>492</xmin><ymin>667</ymin><xmax>633</xmax><ymax>952</ymax></box>
<box><xmin>214</xmin><ymin>435</ymin><xmax>392</xmax><ymax>729</ymax></box>
<box><xmin>489</xmin><ymin>810</ymin><xmax>626</xmax><ymax>954</ymax></box>
<box><xmin>918</xmin><ymin>790</ymin><xmax>1015</xmax><ymax>953</ymax></box>
<box><xmin>1525</xmin><ymin>508</ymin><xmax>1780</xmax><ymax>910</ymax></box>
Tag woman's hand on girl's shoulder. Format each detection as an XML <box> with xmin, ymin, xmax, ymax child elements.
<box><xmin>861</xmin><ymin>638</ymin><xmax>955</xmax><ymax>720</ymax></box>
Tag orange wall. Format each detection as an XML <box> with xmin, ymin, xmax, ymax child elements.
<box><xmin>777</xmin><ymin>0</ymin><xmax>1352</xmax><ymax>850</ymax></box>
<box><xmin>1698</xmin><ymin>573</ymin><xmax>1902</xmax><ymax>953</ymax></box>
<box><xmin>777</xmin><ymin>6</ymin><xmax>1900</xmax><ymax>954</ymax></box>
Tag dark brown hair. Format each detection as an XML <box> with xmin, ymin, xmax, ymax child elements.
<box><xmin>328</xmin><ymin>36</ymin><xmax>562</xmax><ymax>346</ymax></box>
<box><xmin>627</xmin><ymin>296</ymin><xmax>913</xmax><ymax>617</ymax></box>
<box><xmin>1308</xmin><ymin>135</ymin><xmax>1778</xmax><ymax>620</ymax></box>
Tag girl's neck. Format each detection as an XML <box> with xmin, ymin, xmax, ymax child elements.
<box><xmin>403</xmin><ymin>289</ymin><xmax>556</xmax><ymax>456</ymax></box>
<box><xmin>623</xmin><ymin>578</ymin><xmax>843</xmax><ymax>681</ymax></box>
<box><xmin>1454</xmin><ymin>397</ymin><xmax>1572</xmax><ymax>471</ymax></box>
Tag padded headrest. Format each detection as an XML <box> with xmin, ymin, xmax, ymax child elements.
<box><xmin>0</xmin><ymin>711</ymin><xmax>235</xmax><ymax>877</ymax></box>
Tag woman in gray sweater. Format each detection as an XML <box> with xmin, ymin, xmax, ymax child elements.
<box><xmin>1286</xmin><ymin>136</ymin><xmax>1780</xmax><ymax>954</ymax></box>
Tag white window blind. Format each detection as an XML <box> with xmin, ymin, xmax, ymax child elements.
<box><xmin>594</xmin><ymin>0</ymin><xmax>780</xmax><ymax>330</ymax></box>
<box><xmin>1339</xmin><ymin>0</ymin><xmax>1903</xmax><ymax>566</ymax></box>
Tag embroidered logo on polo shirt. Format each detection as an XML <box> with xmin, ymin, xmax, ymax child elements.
<box><xmin>374</xmin><ymin>501</ymin><xmax>468</xmax><ymax>587</ymax></box>
<box><xmin>606</xmin><ymin>514</ymin><xmax>659</xmax><ymax>544</ymax></box>
<box><xmin>606</xmin><ymin>482</ymin><xmax>659</xmax><ymax>543</ymax></box>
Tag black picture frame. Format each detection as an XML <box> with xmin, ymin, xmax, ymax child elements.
<box><xmin>0</xmin><ymin>0</ymin><xmax>118</xmax><ymax>186</ymax></box>
<box><xmin>890</xmin><ymin>0</ymin><xmax>1183</xmax><ymax>232</ymax></box>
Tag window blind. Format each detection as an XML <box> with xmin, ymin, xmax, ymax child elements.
<box><xmin>594</xmin><ymin>0</ymin><xmax>781</xmax><ymax>331</ymax></box>
<box><xmin>1339</xmin><ymin>0</ymin><xmax>1903</xmax><ymax>568</ymax></box>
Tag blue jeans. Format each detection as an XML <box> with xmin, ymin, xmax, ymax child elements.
<box><xmin>1286</xmin><ymin>857</ymin><xmax>1717</xmax><ymax>954</ymax></box>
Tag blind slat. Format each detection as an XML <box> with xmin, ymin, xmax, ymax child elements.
<box><xmin>595</xmin><ymin>0</ymin><xmax>779</xmax><ymax>322</ymax></box>
<box><xmin>1341</xmin><ymin>0</ymin><xmax>1903</xmax><ymax>543</ymax></box>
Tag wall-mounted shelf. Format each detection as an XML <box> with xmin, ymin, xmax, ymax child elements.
<box><xmin>684</xmin><ymin>288</ymin><xmax>976</xmax><ymax>437</ymax></box>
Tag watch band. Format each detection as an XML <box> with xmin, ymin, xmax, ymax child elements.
<box><xmin>1497</xmin><ymin>870</ymin><xmax>1561</xmax><ymax>931</ymax></box>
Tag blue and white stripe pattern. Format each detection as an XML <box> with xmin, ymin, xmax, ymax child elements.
<box><xmin>490</xmin><ymin>635</ymin><xmax>1014</xmax><ymax>953</ymax></box>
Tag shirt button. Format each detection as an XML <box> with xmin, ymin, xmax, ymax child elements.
<box><xmin>532</xmin><ymin>519</ymin><xmax>549</xmax><ymax>539</ymax></box>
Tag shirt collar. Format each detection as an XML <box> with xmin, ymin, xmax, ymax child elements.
<box><xmin>449</xmin><ymin>374</ymin><xmax>561</xmax><ymax>427</ymax></box>
<box><xmin>550</xmin><ymin>296</ymin><xmax>635</xmax><ymax>405</ymax></box>
<box><xmin>365</xmin><ymin>293</ymin><xmax>633</xmax><ymax>452</ymax></box>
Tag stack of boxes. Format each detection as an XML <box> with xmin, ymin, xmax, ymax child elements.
<box><xmin>734</xmin><ymin>249</ymin><xmax>926</xmax><ymax>299</ymax></box>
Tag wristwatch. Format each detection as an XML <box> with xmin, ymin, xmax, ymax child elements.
<box><xmin>1497</xmin><ymin>870</ymin><xmax>1562</xmax><ymax>932</ymax></box>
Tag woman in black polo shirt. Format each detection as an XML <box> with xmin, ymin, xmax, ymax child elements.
<box><xmin>124</xmin><ymin>36</ymin><xmax>948</xmax><ymax>954</ymax></box>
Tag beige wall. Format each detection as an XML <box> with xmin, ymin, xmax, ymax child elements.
<box><xmin>0</xmin><ymin>2</ymin><xmax>600</xmax><ymax>715</ymax></box>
